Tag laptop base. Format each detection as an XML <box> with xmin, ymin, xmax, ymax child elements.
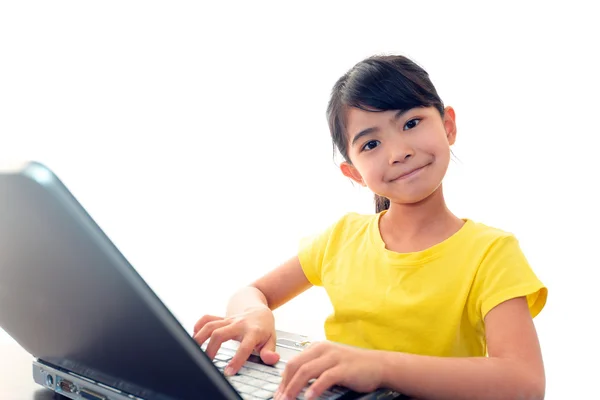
<box><xmin>34</xmin><ymin>359</ymin><xmax>134</xmax><ymax>400</ymax></box>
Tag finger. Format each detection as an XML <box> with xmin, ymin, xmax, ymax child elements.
<box><xmin>193</xmin><ymin>319</ymin><xmax>231</xmax><ymax>347</ymax></box>
<box><xmin>303</xmin><ymin>367</ymin><xmax>344</xmax><ymax>400</ymax></box>
<box><xmin>279</xmin><ymin>356</ymin><xmax>335</xmax><ymax>400</ymax></box>
<box><xmin>204</xmin><ymin>323</ymin><xmax>241</xmax><ymax>360</ymax></box>
<box><xmin>193</xmin><ymin>315</ymin><xmax>223</xmax><ymax>335</ymax></box>
<box><xmin>258</xmin><ymin>334</ymin><xmax>280</xmax><ymax>365</ymax></box>
<box><xmin>279</xmin><ymin>342</ymin><xmax>325</xmax><ymax>389</ymax></box>
<box><xmin>225</xmin><ymin>333</ymin><xmax>261</xmax><ymax>375</ymax></box>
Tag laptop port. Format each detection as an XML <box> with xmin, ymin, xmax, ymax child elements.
<box><xmin>56</xmin><ymin>377</ymin><xmax>77</xmax><ymax>393</ymax></box>
<box><xmin>80</xmin><ymin>388</ymin><xmax>107</xmax><ymax>400</ymax></box>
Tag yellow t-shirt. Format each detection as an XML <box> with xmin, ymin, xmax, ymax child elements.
<box><xmin>298</xmin><ymin>212</ymin><xmax>547</xmax><ymax>357</ymax></box>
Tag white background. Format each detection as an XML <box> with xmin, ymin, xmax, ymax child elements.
<box><xmin>1</xmin><ymin>1</ymin><xmax>598</xmax><ymax>398</ymax></box>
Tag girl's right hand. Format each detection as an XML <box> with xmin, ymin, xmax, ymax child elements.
<box><xmin>192</xmin><ymin>306</ymin><xmax>280</xmax><ymax>375</ymax></box>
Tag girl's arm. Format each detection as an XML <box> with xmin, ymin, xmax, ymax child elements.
<box><xmin>378</xmin><ymin>296</ymin><xmax>545</xmax><ymax>400</ymax></box>
<box><xmin>194</xmin><ymin>256</ymin><xmax>312</xmax><ymax>372</ymax></box>
<box><xmin>226</xmin><ymin>255</ymin><xmax>312</xmax><ymax>316</ymax></box>
<box><xmin>277</xmin><ymin>296</ymin><xmax>544</xmax><ymax>400</ymax></box>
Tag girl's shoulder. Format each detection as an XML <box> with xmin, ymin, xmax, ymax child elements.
<box><xmin>327</xmin><ymin>211</ymin><xmax>379</xmax><ymax>237</ymax></box>
<box><xmin>464</xmin><ymin>218</ymin><xmax>519</xmax><ymax>243</ymax></box>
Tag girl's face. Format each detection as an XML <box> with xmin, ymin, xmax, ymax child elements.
<box><xmin>341</xmin><ymin>105</ymin><xmax>456</xmax><ymax>205</ymax></box>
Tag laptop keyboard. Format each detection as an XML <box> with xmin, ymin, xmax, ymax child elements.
<box><xmin>212</xmin><ymin>349</ymin><xmax>347</xmax><ymax>400</ymax></box>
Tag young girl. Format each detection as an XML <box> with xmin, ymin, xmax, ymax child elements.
<box><xmin>193</xmin><ymin>55</ymin><xmax>547</xmax><ymax>400</ymax></box>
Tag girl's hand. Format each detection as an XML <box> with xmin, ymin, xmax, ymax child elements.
<box><xmin>192</xmin><ymin>306</ymin><xmax>280</xmax><ymax>375</ymax></box>
<box><xmin>275</xmin><ymin>341</ymin><xmax>383</xmax><ymax>400</ymax></box>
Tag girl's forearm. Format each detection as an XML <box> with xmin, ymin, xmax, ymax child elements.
<box><xmin>225</xmin><ymin>286</ymin><xmax>270</xmax><ymax>317</ymax></box>
<box><xmin>377</xmin><ymin>350</ymin><xmax>545</xmax><ymax>400</ymax></box>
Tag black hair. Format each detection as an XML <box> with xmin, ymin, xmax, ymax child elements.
<box><xmin>326</xmin><ymin>55</ymin><xmax>445</xmax><ymax>213</ymax></box>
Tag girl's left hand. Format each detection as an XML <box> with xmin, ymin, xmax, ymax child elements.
<box><xmin>275</xmin><ymin>341</ymin><xmax>384</xmax><ymax>400</ymax></box>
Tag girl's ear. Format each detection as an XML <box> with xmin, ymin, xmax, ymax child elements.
<box><xmin>340</xmin><ymin>162</ymin><xmax>366</xmax><ymax>186</ymax></box>
<box><xmin>443</xmin><ymin>106</ymin><xmax>457</xmax><ymax>145</ymax></box>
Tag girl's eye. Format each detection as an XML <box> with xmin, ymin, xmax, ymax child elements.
<box><xmin>362</xmin><ymin>140</ymin><xmax>380</xmax><ymax>151</ymax></box>
<box><xmin>403</xmin><ymin>118</ymin><xmax>421</xmax><ymax>130</ymax></box>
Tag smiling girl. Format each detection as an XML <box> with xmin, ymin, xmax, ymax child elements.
<box><xmin>193</xmin><ymin>54</ymin><xmax>547</xmax><ymax>400</ymax></box>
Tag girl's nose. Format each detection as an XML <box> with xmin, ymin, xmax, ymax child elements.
<box><xmin>389</xmin><ymin>144</ymin><xmax>414</xmax><ymax>165</ymax></box>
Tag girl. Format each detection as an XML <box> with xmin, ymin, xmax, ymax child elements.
<box><xmin>193</xmin><ymin>55</ymin><xmax>547</xmax><ymax>400</ymax></box>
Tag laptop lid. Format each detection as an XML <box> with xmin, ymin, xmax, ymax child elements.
<box><xmin>0</xmin><ymin>162</ymin><xmax>240</xmax><ymax>400</ymax></box>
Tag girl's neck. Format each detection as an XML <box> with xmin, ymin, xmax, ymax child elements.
<box><xmin>379</xmin><ymin>185</ymin><xmax>464</xmax><ymax>252</ymax></box>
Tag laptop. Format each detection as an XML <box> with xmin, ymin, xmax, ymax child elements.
<box><xmin>0</xmin><ymin>162</ymin><xmax>405</xmax><ymax>400</ymax></box>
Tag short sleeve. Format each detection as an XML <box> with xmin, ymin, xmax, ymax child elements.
<box><xmin>297</xmin><ymin>220</ymin><xmax>338</xmax><ymax>287</ymax></box>
<box><xmin>472</xmin><ymin>235</ymin><xmax>547</xmax><ymax>321</ymax></box>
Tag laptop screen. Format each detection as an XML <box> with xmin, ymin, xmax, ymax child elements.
<box><xmin>0</xmin><ymin>162</ymin><xmax>239</xmax><ymax>400</ymax></box>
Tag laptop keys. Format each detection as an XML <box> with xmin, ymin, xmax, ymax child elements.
<box><xmin>214</xmin><ymin>349</ymin><xmax>344</xmax><ymax>399</ymax></box>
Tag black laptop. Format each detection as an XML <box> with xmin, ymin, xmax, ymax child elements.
<box><xmin>0</xmin><ymin>162</ymin><xmax>404</xmax><ymax>400</ymax></box>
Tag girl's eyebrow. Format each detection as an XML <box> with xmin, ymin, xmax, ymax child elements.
<box><xmin>351</xmin><ymin>127</ymin><xmax>377</xmax><ymax>147</ymax></box>
<box><xmin>351</xmin><ymin>109</ymin><xmax>409</xmax><ymax>147</ymax></box>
